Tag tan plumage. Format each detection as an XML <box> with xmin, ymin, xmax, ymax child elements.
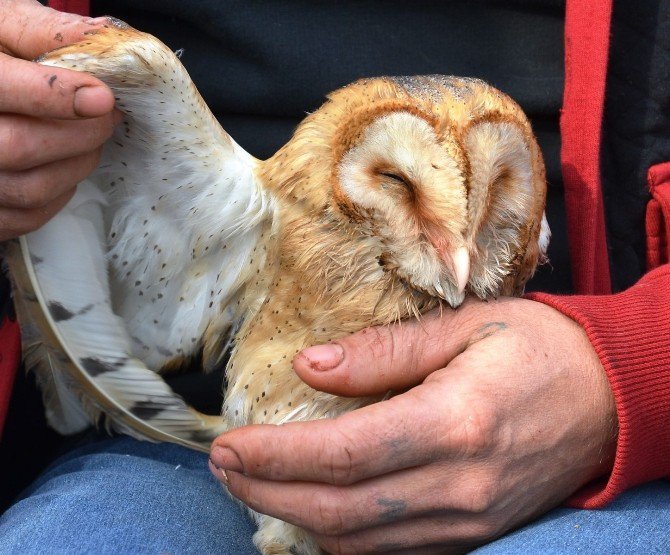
<box><xmin>7</xmin><ymin>21</ymin><xmax>549</xmax><ymax>554</ymax></box>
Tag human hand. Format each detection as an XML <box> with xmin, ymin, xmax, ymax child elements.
<box><xmin>0</xmin><ymin>0</ymin><xmax>117</xmax><ymax>239</ymax></box>
<box><xmin>210</xmin><ymin>297</ymin><xmax>618</xmax><ymax>553</ymax></box>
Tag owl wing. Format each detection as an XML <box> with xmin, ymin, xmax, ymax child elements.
<box><xmin>6</xmin><ymin>20</ymin><xmax>276</xmax><ymax>450</ymax></box>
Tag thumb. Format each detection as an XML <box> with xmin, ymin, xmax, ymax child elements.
<box><xmin>292</xmin><ymin>304</ymin><xmax>482</xmax><ymax>396</ymax></box>
<box><xmin>0</xmin><ymin>1</ymin><xmax>107</xmax><ymax>59</ymax></box>
<box><xmin>0</xmin><ymin>54</ymin><xmax>115</xmax><ymax>118</ymax></box>
<box><xmin>0</xmin><ymin>2</ymin><xmax>116</xmax><ymax>119</ymax></box>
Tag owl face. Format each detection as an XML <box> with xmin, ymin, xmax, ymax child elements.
<box><xmin>333</xmin><ymin>110</ymin><xmax>471</xmax><ymax>305</ymax></box>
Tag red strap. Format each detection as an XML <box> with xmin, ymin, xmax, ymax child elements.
<box><xmin>646</xmin><ymin>163</ymin><xmax>670</xmax><ymax>270</ymax></box>
<box><xmin>561</xmin><ymin>0</ymin><xmax>613</xmax><ymax>294</ymax></box>
<box><xmin>47</xmin><ymin>0</ymin><xmax>90</xmax><ymax>16</ymax></box>
<box><xmin>0</xmin><ymin>318</ymin><xmax>21</xmax><ymax>441</ymax></box>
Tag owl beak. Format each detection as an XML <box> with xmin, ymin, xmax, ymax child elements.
<box><xmin>426</xmin><ymin>232</ymin><xmax>470</xmax><ymax>295</ymax></box>
<box><xmin>434</xmin><ymin>245</ymin><xmax>470</xmax><ymax>296</ymax></box>
<box><xmin>451</xmin><ymin>246</ymin><xmax>470</xmax><ymax>294</ymax></box>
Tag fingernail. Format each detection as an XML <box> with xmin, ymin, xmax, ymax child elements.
<box><xmin>73</xmin><ymin>86</ymin><xmax>114</xmax><ymax>117</ymax></box>
<box><xmin>210</xmin><ymin>446</ymin><xmax>243</xmax><ymax>473</ymax></box>
<box><xmin>208</xmin><ymin>458</ymin><xmax>229</xmax><ymax>485</ymax></box>
<box><xmin>299</xmin><ymin>343</ymin><xmax>344</xmax><ymax>371</ymax></box>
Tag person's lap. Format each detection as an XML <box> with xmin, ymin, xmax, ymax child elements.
<box><xmin>1</xmin><ymin>436</ymin><xmax>668</xmax><ymax>554</ymax></box>
<box><xmin>0</xmin><ymin>435</ymin><xmax>257</xmax><ymax>554</ymax></box>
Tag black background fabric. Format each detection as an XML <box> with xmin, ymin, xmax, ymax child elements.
<box><xmin>601</xmin><ymin>0</ymin><xmax>670</xmax><ymax>291</ymax></box>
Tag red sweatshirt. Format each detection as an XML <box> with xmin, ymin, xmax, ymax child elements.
<box><xmin>0</xmin><ymin>0</ymin><xmax>668</xmax><ymax>510</ymax></box>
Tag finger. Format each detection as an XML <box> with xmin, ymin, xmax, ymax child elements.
<box><xmin>293</xmin><ymin>300</ymin><xmax>506</xmax><ymax>396</ymax></box>
<box><xmin>216</xmin><ymin>465</ymin><xmax>494</xmax><ymax>553</ymax></box>
<box><xmin>0</xmin><ymin>1</ymin><xmax>108</xmax><ymax>59</ymax></box>
<box><xmin>0</xmin><ymin>53</ymin><xmax>114</xmax><ymax>118</ymax></box>
<box><xmin>0</xmin><ymin>111</ymin><xmax>118</xmax><ymax>171</ymax></box>
<box><xmin>313</xmin><ymin>513</ymin><xmax>496</xmax><ymax>555</ymax></box>
<box><xmin>220</xmin><ymin>468</ymin><xmax>425</xmax><ymax>538</ymax></box>
<box><xmin>211</xmin><ymin>384</ymin><xmax>472</xmax><ymax>485</ymax></box>
<box><xmin>0</xmin><ymin>187</ymin><xmax>76</xmax><ymax>240</ymax></box>
<box><xmin>214</xmin><ymin>459</ymin><xmax>497</xmax><ymax>538</ymax></box>
<box><xmin>292</xmin><ymin>312</ymin><xmax>449</xmax><ymax>396</ymax></box>
<box><xmin>0</xmin><ymin>148</ymin><xmax>101</xmax><ymax>209</ymax></box>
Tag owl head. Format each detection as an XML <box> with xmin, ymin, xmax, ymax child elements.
<box><xmin>270</xmin><ymin>76</ymin><xmax>547</xmax><ymax>307</ymax></box>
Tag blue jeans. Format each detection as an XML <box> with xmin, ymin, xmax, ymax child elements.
<box><xmin>1</xmin><ymin>436</ymin><xmax>669</xmax><ymax>554</ymax></box>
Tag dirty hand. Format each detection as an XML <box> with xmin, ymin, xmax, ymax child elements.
<box><xmin>0</xmin><ymin>0</ymin><xmax>117</xmax><ymax>239</ymax></box>
<box><xmin>211</xmin><ymin>297</ymin><xmax>618</xmax><ymax>553</ymax></box>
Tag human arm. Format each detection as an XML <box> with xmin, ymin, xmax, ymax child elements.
<box><xmin>529</xmin><ymin>264</ymin><xmax>670</xmax><ymax>507</ymax></box>
<box><xmin>209</xmin><ymin>292</ymin><xmax>623</xmax><ymax>553</ymax></box>
<box><xmin>0</xmin><ymin>0</ymin><xmax>117</xmax><ymax>240</ymax></box>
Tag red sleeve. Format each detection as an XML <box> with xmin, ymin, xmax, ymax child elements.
<box><xmin>528</xmin><ymin>264</ymin><xmax>670</xmax><ymax>508</ymax></box>
<box><xmin>0</xmin><ymin>318</ymin><xmax>21</xmax><ymax>440</ymax></box>
<box><xmin>47</xmin><ymin>0</ymin><xmax>90</xmax><ymax>15</ymax></box>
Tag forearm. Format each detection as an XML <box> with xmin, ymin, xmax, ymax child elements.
<box><xmin>529</xmin><ymin>264</ymin><xmax>670</xmax><ymax>507</ymax></box>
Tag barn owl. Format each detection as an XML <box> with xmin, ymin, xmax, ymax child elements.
<box><xmin>7</xmin><ymin>19</ymin><xmax>549</xmax><ymax>555</ymax></box>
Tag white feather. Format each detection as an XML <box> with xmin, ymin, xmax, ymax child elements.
<box><xmin>14</xmin><ymin>29</ymin><xmax>277</xmax><ymax>446</ymax></box>
<box><xmin>539</xmin><ymin>211</ymin><xmax>551</xmax><ymax>256</ymax></box>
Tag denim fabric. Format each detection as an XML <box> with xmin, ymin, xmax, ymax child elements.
<box><xmin>1</xmin><ymin>436</ymin><xmax>669</xmax><ymax>554</ymax></box>
<box><xmin>0</xmin><ymin>437</ymin><xmax>257</xmax><ymax>554</ymax></box>
<box><xmin>474</xmin><ymin>480</ymin><xmax>670</xmax><ymax>554</ymax></box>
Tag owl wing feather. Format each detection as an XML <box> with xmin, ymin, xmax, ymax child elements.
<box><xmin>6</xmin><ymin>20</ymin><xmax>275</xmax><ymax>448</ymax></box>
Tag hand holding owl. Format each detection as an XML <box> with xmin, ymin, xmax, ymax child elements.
<box><xmin>0</xmin><ymin>0</ymin><xmax>115</xmax><ymax>240</ymax></box>
<box><xmin>211</xmin><ymin>297</ymin><xmax>618</xmax><ymax>552</ymax></box>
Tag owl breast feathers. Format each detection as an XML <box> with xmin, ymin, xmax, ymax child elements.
<box><xmin>7</xmin><ymin>20</ymin><xmax>549</xmax><ymax>555</ymax></box>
